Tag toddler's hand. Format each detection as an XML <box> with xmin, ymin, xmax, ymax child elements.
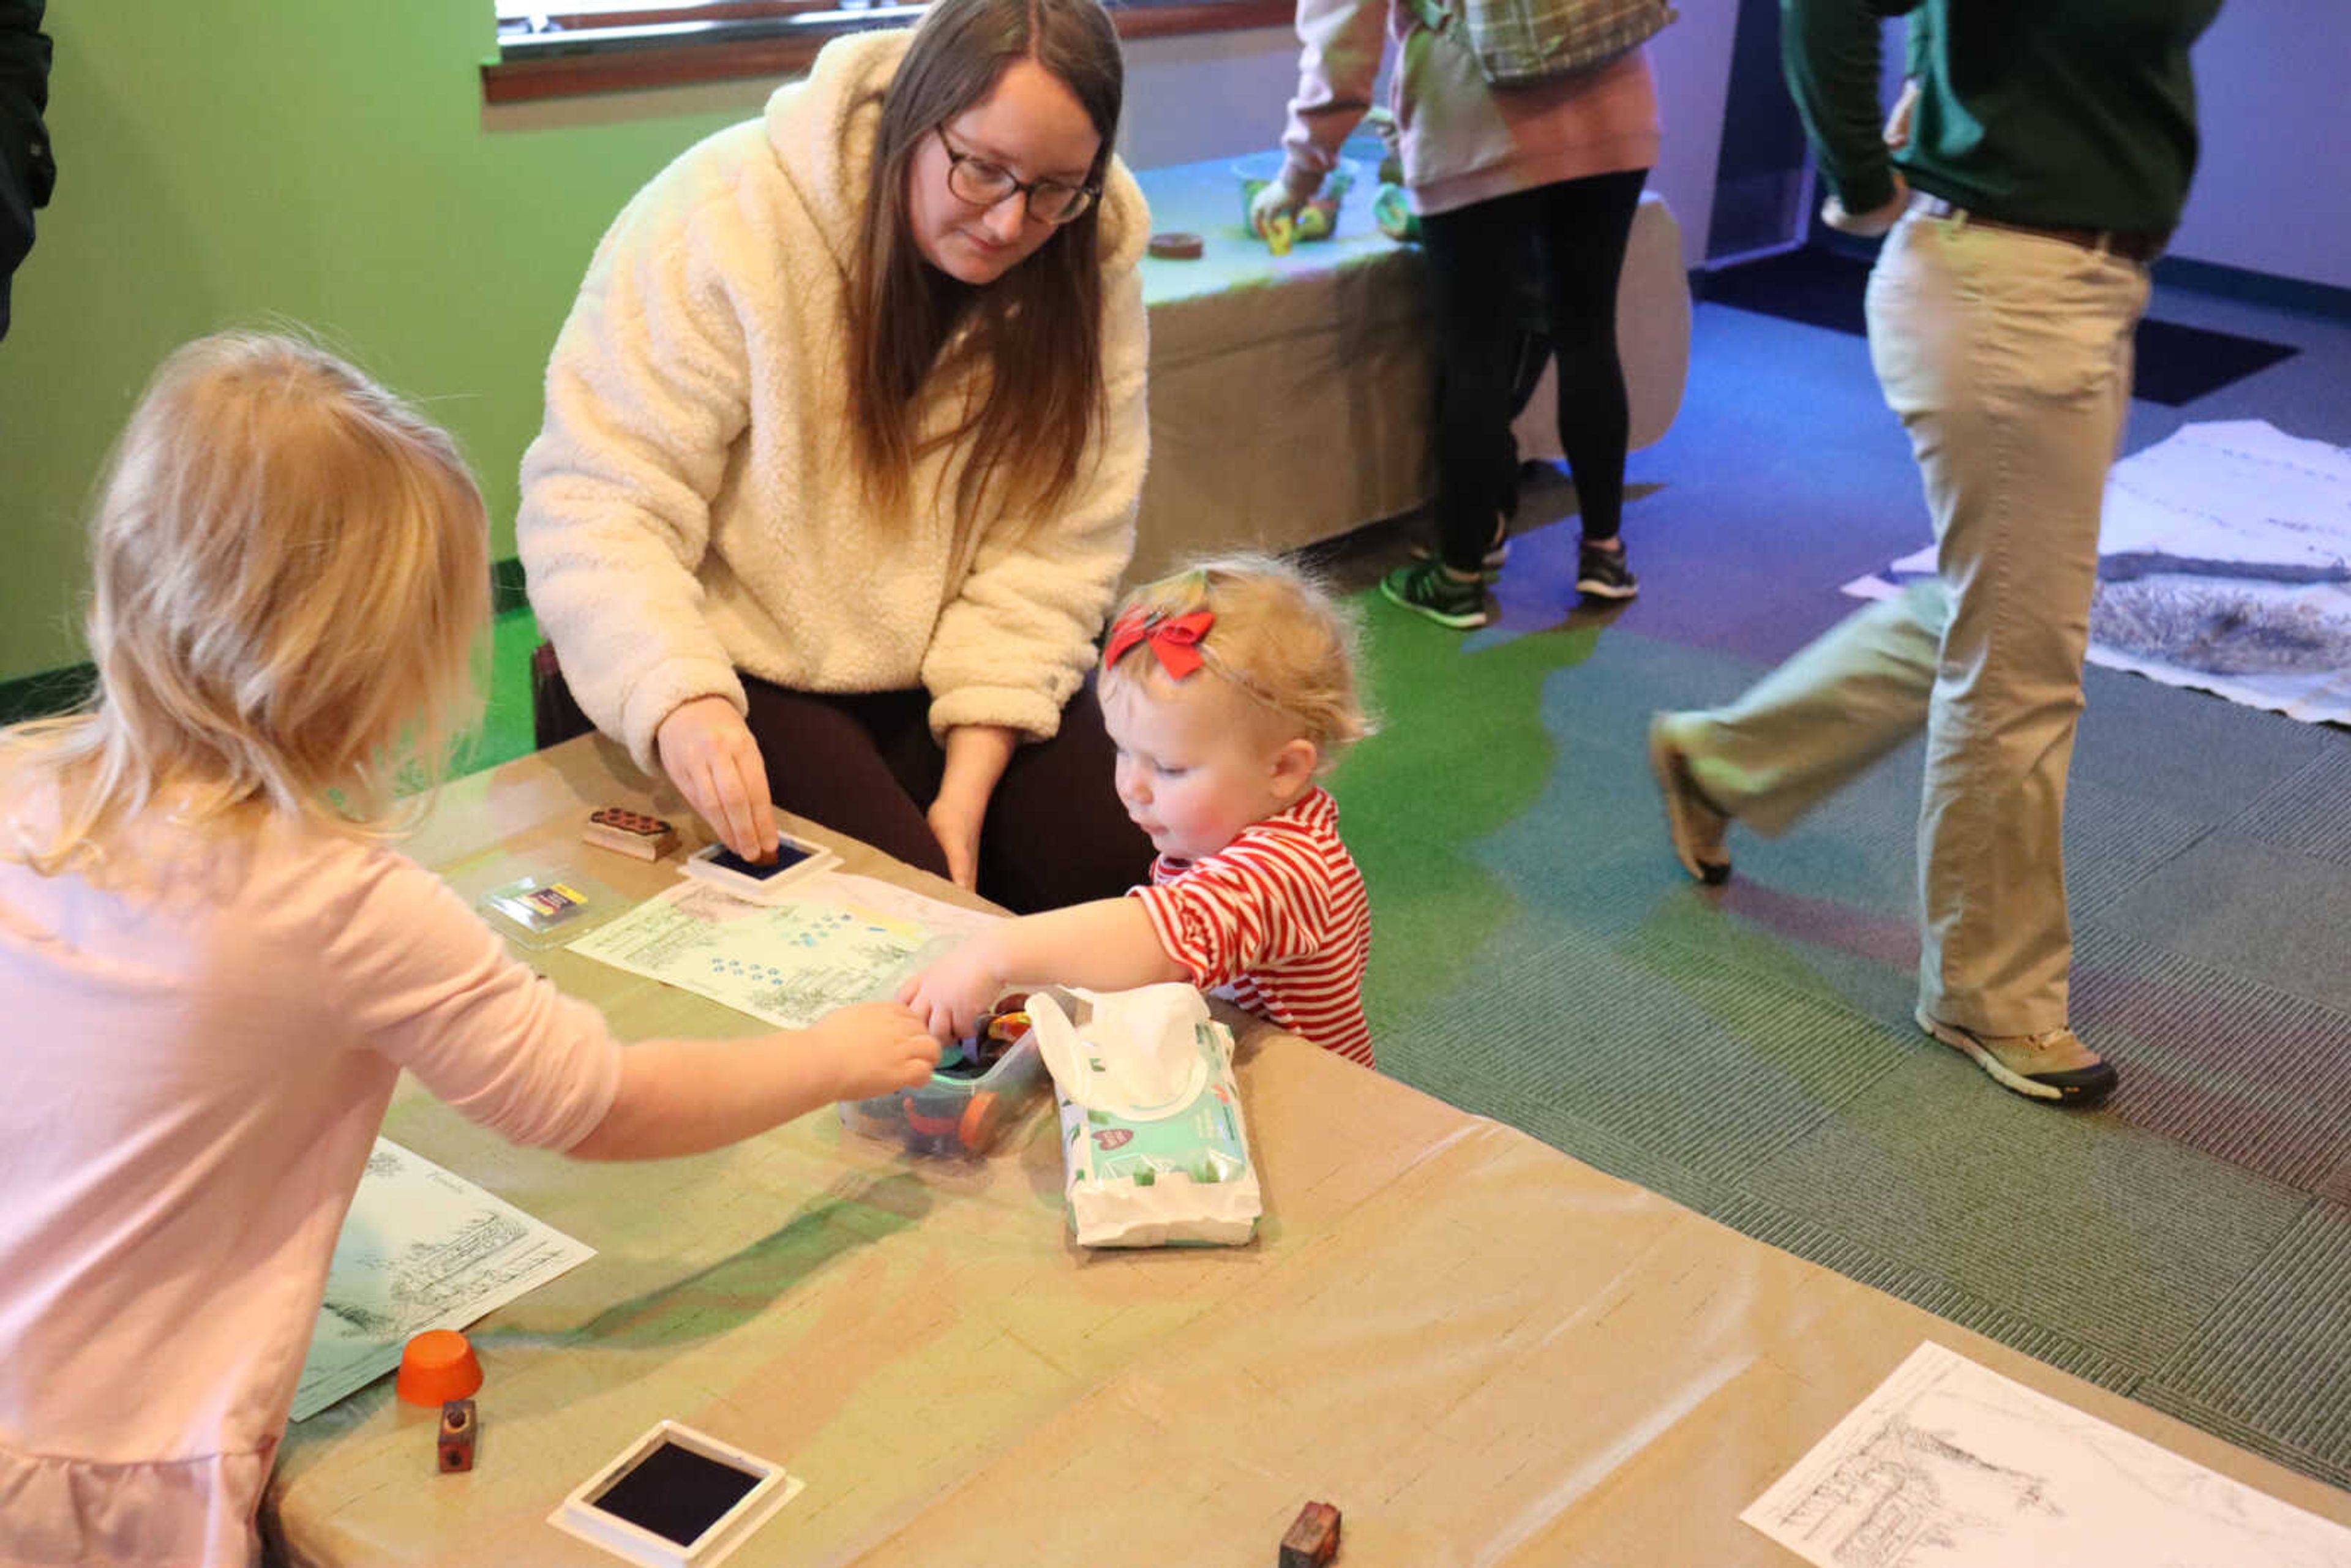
<box><xmin>803</xmin><ymin>1001</ymin><xmax>940</xmax><ymax>1101</ymax></box>
<box><xmin>896</xmin><ymin>940</ymin><xmax>1006</xmax><ymax>1044</ymax></box>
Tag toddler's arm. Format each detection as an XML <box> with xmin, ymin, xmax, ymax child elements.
<box><xmin>898</xmin><ymin>898</ymin><xmax>1187</xmax><ymax>1042</ymax></box>
<box><xmin>568</xmin><ymin>1002</ymin><xmax>939</xmax><ymax>1160</ymax></box>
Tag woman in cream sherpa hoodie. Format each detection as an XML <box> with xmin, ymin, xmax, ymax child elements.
<box><xmin>520</xmin><ymin>0</ymin><xmax>1155</xmax><ymax>912</ymax></box>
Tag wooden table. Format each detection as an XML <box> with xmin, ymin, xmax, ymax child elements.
<box><xmin>267</xmin><ymin>737</ymin><xmax>2351</xmax><ymax>1564</ymax></box>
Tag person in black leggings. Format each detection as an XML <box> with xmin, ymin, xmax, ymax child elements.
<box><xmin>1253</xmin><ymin>4</ymin><xmax>1663</xmax><ymax>630</ymax></box>
<box><xmin>1417</xmin><ymin>167</ymin><xmax>1649</xmax><ymax>611</ymax></box>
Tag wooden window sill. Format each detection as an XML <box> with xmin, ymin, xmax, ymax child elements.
<box><xmin>482</xmin><ymin>1</ymin><xmax>1297</xmax><ymax>105</ymax></box>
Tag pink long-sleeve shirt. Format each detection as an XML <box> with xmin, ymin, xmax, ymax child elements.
<box><xmin>1278</xmin><ymin>0</ymin><xmax>1661</xmax><ymax>216</ymax></box>
<box><xmin>0</xmin><ymin>795</ymin><xmax>622</xmax><ymax>1567</ymax></box>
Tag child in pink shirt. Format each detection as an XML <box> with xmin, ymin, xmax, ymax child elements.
<box><xmin>901</xmin><ymin>556</ymin><xmax>1376</xmax><ymax>1065</ymax></box>
<box><xmin>0</xmin><ymin>334</ymin><xmax>939</xmax><ymax>1567</ymax></box>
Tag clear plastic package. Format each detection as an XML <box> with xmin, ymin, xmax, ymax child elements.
<box><xmin>838</xmin><ymin>1000</ymin><xmax>1049</xmax><ymax>1157</ymax></box>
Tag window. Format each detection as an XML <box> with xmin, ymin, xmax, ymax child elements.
<box><xmin>484</xmin><ymin>0</ymin><xmax>1295</xmax><ymax>103</ymax></box>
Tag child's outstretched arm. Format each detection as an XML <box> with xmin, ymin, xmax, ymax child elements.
<box><xmin>568</xmin><ymin>1002</ymin><xmax>939</xmax><ymax>1160</ymax></box>
<box><xmin>898</xmin><ymin>898</ymin><xmax>1187</xmax><ymax>1042</ymax></box>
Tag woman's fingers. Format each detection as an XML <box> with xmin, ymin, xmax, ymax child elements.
<box><xmin>717</xmin><ymin>736</ymin><xmax>777</xmax><ymax>861</ymax></box>
<box><xmin>657</xmin><ymin>699</ymin><xmax>779</xmax><ymax>861</ymax></box>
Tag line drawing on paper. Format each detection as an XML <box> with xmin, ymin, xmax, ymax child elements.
<box><xmin>566</xmin><ymin>878</ymin><xmax>964</xmax><ymax>1030</ymax></box>
<box><xmin>1743</xmin><ymin>1342</ymin><xmax>2351</xmax><ymax>1568</ymax></box>
<box><xmin>292</xmin><ymin>1139</ymin><xmax>593</xmax><ymax>1420</ymax></box>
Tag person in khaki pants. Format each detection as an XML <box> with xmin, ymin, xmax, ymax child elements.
<box><xmin>1648</xmin><ymin>0</ymin><xmax>2222</xmax><ymax>1106</ymax></box>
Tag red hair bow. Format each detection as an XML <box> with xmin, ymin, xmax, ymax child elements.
<box><xmin>1104</xmin><ymin>607</ymin><xmax>1215</xmax><ymax>680</ymax></box>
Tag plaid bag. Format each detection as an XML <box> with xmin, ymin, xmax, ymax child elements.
<box><xmin>1404</xmin><ymin>0</ymin><xmax>1675</xmax><ymax>88</ymax></box>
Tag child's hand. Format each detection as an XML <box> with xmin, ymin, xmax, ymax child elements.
<box><xmin>803</xmin><ymin>1002</ymin><xmax>940</xmax><ymax>1101</ymax></box>
<box><xmin>896</xmin><ymin>941</ymin><xmax>1007</xmax><ymax>1044</ymax></box>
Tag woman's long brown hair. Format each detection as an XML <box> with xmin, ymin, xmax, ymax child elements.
<box><xmin>849</xmin><ymin>0</ymin><xmax>1123</xmax><ymax>555</ymax></box>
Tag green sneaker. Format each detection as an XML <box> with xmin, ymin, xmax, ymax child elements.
<box><xmin>1408</xmin><ymin>537</ymin><xmax>1511</xmax><ymax>582</ymax></box>
<box><xmin>1379</xmin><ymin>560</ymin><xmax>1489</xmax><ymax>628</ymax></box>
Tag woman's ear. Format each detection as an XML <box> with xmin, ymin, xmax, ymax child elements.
<box><xmin>1268</xmin><ymin>735</ymin><xmax>1321</xmax><ymax>801</ymax></box>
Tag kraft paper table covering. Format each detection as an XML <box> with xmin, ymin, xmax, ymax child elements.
<box><xmin>266</xmin><ymin>738</ymin><xmax>2351</xmax><ymax>1563</ymax></box>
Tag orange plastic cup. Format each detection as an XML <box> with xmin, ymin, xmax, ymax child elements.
<box><xmin>396</xmin><ymin>1329</ymin><xmax>483</xmax><ymax>1407</ymax></box>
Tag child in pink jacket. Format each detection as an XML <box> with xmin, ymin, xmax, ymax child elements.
<box><xmin>0</xmin><ymin>333</ymin><xmax>937</xmax><ymax>1566</ymax></box>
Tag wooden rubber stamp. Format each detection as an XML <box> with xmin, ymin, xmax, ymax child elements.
<box><xmin>1278</xmin><ymin>1499</ymin><xmax>1341</xmax><ymax>1566</ymax></box>
<box><xmin>583</xmin><ymin>806</ymin><xmax>678</xmax><ymax>861</ymax></box>
<box><xmin>438</xmin><ymin>1398</ymin><xmax>478</xmax><ymax>1473</ymax></box>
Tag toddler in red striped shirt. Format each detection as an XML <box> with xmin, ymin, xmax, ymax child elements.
<box><xmin>901</xmin><ymin>556</ymin><xmax>1378</xmax><ymax>1065</ymax></box>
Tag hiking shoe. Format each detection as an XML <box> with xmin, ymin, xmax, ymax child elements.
<box><xmin>1647</xmin><ymin>713</ymin><xmax>1731</xmax><ymax>885</ymax></box>
<box><xmin>1379</xmin><ymin>560</ymin><xmax>1490</xmax><ymax>629</ymax></box>
<box><xmin>1409</xmin><ymin>536</ymin><xmax>1511</xmax><ymax>581</ymax></box>
<box><xmin>1576</xmin><ymin>542</ymin><xmax>1640</xmax><ymax>600</ymax></box>
<box><xmin>1916</xmin><ymin>1008</ymin><xmax>2119</xmax><ymax>1106</ymax></box>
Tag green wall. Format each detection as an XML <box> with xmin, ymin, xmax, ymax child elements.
<box><xmin>0</xmin><ymin>2</ymin><xmax>775</xmax><ymax>681</ymax></box>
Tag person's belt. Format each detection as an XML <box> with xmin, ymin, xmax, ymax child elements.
<box><xmin>1908</xmin><ymin>193</ymin><xmax>2169</xmax><ymax>265</ymax></box>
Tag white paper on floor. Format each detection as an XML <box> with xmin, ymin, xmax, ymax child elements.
<box><xmin>1843</xmin><ymin>420</ymin><xmax>2351</xmax><ymax>725</ymax></box>
<box><xmin>1743</xmin><ymin>1341</ymin><xmax>2351</xmax><ymax>1567</ymax></box>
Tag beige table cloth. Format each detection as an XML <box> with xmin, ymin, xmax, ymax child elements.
<box><xmin>1129</xmin><ymin>158</ymin><xmax>1689</xmax><ymax>584</ymax></box>
<box><xmin>268</xmin><ymin>738</ymin><xmax>2351</xmax><ymax>1564</ymax></box>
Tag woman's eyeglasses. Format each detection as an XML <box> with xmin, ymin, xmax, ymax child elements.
<box><xmin>937</xmin><ymin>130</ymin><xmax>1098</xmax><ymax>226</ymax></box>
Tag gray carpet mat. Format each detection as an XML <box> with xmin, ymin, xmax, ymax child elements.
<box><xmin>1375</xmin><ymin>623</ymin><xmax>2351</xmax><ymax>1490</ymax></box>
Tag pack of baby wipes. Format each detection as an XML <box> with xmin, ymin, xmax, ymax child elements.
<box><xmin>1028</xmin><ymin>985</ymin><xmax>1261</xmax><ymax>1248</ymax></box>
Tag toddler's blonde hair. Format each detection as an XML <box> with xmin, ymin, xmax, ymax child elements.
<box><xmin>2</xmin><ymin>331</ymin><xmax>490</xmax><ymax>874</ymax></box>
<box><xmin>1101</xmin><ymin>554</ymin><xmax>1374</xmax><ymax>771</ymax></box>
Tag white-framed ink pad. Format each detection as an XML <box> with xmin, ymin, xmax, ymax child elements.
<box><xmin>547</xmin><ymin>1421</ymin><xmax>803</xmax><ymax>1568</ymax></box>
<box><xmin>677</xmin><ymin>832</ymin><xmax>839</xmax><ymax>905</ymax></box>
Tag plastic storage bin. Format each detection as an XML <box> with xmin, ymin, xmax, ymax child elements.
<box><xmin>838</xmin><ymin>1003</ymin><xmax>1048</xmax><ymax>1157</ymax></box>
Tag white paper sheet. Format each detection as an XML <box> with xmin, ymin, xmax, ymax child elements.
<box><xmin>799</xmin><ymin>871</ymin><xmax>1004</xmax><ymax>943</ymax></box>
<box><xmin>1843</xmin><ymin>420</ymin><xmax>2351</xmax><ymax>725</ymax></box>
<box><xmin>291</xmin><ymin>1139</ymin><xmax>593</xmax><ymax>1421</ymax></box>
<box><xmin>565</xmin><ymin>874</ymin><xmax>991</xmax><ymax>1030</ymax></box>
<box><xmin>1743</xmin><ymin>1341</ymin><xmax>2351</xmax><ymax>1568</ymax></box>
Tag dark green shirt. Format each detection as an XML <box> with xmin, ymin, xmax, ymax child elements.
<box><xmin>1781</xmin><ymin>0</ymin><xmax>2222</xmax><ymax>234</ymax></box>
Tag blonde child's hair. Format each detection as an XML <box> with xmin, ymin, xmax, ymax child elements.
<box><xmin>1101</xmin><ymin>554</ymin><xmax>1375</xmax><ymax>771</ymax></box>
<box><xmin>1</xmin><ymin>331</ymin><xmax>490</xmax><ymax>875</ymax></box>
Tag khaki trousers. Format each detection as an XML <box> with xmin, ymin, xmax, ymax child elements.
<box><xmin>1681</xmin><ymin>213</ymin><xmax>2152</xmax><ymax>1035</ymax></box>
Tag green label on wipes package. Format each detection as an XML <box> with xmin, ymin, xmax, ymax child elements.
<box><xmin>1062</xmin><ymin>1025</ymin><xmax>1250</xmax><ymax>1185</ymax></box>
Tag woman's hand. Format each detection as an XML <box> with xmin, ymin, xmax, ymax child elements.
<box><xmin>655</xmin><ymin>696</ymin><xmax>778</xmax><ymax>861</ymax></box>
<box><xmin>929</xmin><ymin>724</ymin><xmax>1016</xmax><ymax>891</ymax></box>
<box><xmin>926</xmin><ymin>791</ymin><xmax>986</xmax><ymax>892</ymax></box>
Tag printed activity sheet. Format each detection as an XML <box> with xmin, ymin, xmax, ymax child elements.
<box><xmin>566</xmin><ymin>872</ymin><xmax>996</xmax><ymax>1030</ymax></box>
<box><xmin>293</xmin><ymin>1139</ymin><xmax>593</xmax><ymax>1420</ymax></box>
<box><xmin>1744</xmin><ymin>1341</ymin><xmax>2351</xmax><ymax>1567</ymax></box>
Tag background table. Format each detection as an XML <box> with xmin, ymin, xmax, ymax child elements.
<box><xmin>1128</xmin><ymin>158</ymin><xmax>1691</xmax><ymax>583</ymax></box>
<box><xmin>267</xmin><ymin>737</ymin><xmax>2351</xmax><ymax>1564</ymax></box>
